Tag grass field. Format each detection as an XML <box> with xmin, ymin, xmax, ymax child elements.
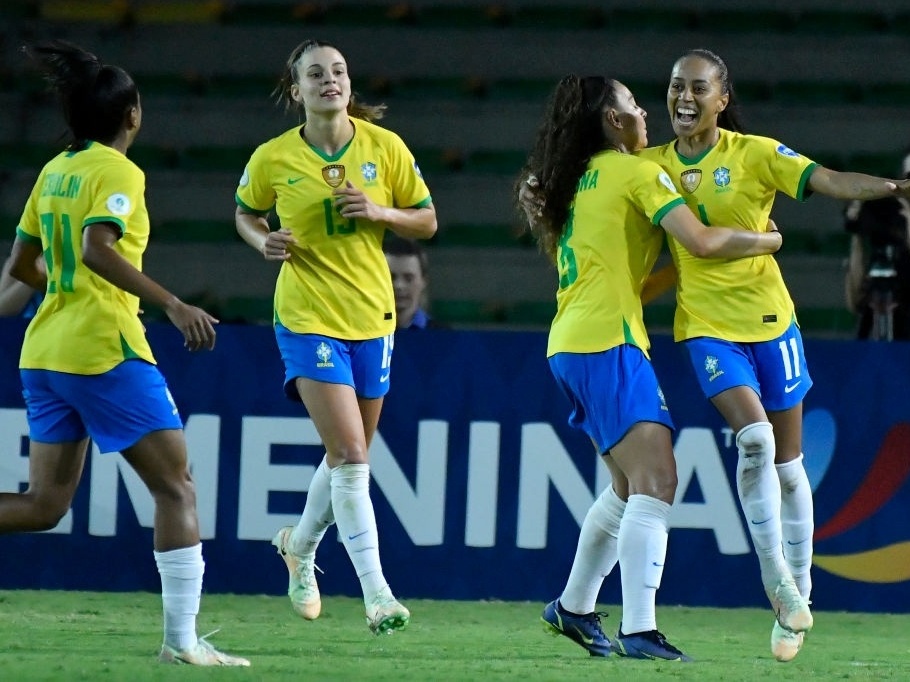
<box><xmin>1</xmin><ymin>591</ymin><xmax>908</xmax><ymax>681</ymax></box>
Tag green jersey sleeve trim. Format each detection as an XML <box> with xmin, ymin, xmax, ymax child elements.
<box><xmin>235</xmin><ymin>194</ymin><xmax>272</xmax><ymax>216</ymax></box>
<box><xmin>411</xmin><ymin>196</ymin><xmax>433</xmax><ymax>209</ymax></box>
<box><xmin>16</xmin><ymin>227</ymin><xmax>42</xmax><ymax>244</ymax></box>
<box><xmin>83</xmin><ymin>216</ymin><xmax>125</xmax><ymax>235</ymax></box>
<box><xmin>795</xmin><ymin>162</ymin><xmax>818</xmax><ymax>202</ymax></box>
<box><xmin>652</xmin><ymin>197</ymin><xmax>687</xmax><ymax>226</ymax></box>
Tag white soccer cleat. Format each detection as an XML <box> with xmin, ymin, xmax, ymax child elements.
<box><xmin>771</xmin><ymin>619</ymin><xmax>805</xmax><ymax>662</ymax></box>
<box><xmin>766</xmin><ymin>577</ymin><xmax>813</xmax><ymax>633</ymax></box>
<box><xmin>365</xmin><ymin>594</ymin><xmax>410</xmax><ymax>635</ymax></box>
<box><xmin>158</xmin><ymin>638</ymin><xmax>250</xmax><ymax>666</ymax></box>
<box><xmin>271</xmin><ymin>526</ymin><xmax>322</xmax><ymax>620</ymax></box>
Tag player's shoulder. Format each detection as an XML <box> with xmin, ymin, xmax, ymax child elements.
<box><xmin>637</xmin><ymin>141</ymin><xmax>675</xmax><ymax>162</ymax></box>
<box><xmin>353</xmin><ymin>118</ymin><xmax>408</xmax><ymax>148</ymax></box>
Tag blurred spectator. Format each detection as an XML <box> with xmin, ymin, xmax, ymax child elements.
<box><xmin>384</xmin><ymin>235</ymin><xmax>445</xmax><ymax>329</ymax></box>
<box><xmin>0</xmin><ymin>255</ymin><xmax>44</xmax><ymax>318</ymax></box>
<box><xmin>844</xmin><ymin>149</ymin><xmax>910</xmax><ymax>340</ymax></box>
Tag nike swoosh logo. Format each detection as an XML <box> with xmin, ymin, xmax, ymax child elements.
<box><xmin>787</xmin><ymin>539</ymin><xmax>808</xmax><ymax>546</ymax></box>
<box><xmin>379</xmin><ymin>372</ymin><xmax>390</xmax><ymax>383</ymax></box>
<box><xmin>287</xmin><ymin>176</ymin><xmax>305</xmax><ymax>184</ymax></box>
<box><xmin>784</xmin><ymin>381</ymin><xmax>802</xmax><ymax>393</ymax></box>
<box><xmin>751</xmin><ymin>517</ymin><xmax>772</xmax><ymax>525</ymax></box>
<box><xmin>347</xmin><ymin>530</ymin><xmax>369</xmax><ymax>540</ymax></box>
<box><xmin>571</xmin><ymin>626</ymin><xmax>595</xmax><ymax>645</ymax></box>
<box><xmin>651</xmin><ymin>562</ymin><xmax>664</xmax><ymax>567</ymax></box>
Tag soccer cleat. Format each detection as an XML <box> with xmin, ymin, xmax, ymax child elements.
<box><xmin>158</xmin><ymin>637</ymin><xmax>250</xmax><ymax>667</ymax></box>
<box><xmin>271</xmin><ymin>526</ymin><xmax>322</xmax><ymax>620</ymax></box>
<box><xmin>766</xmin><ymin>577</ymin><xmax>813</xmax><ymax>633</ymax></box>
<box><xmin>540</xmin><ymin>600</ymin><xmax>613</xmax><ymax>657</ymax></box>
<box><xmin>771</xmin><ymin>619</ymin><xmax>805</xmax><ymax>662</ymax></box>
<box><xmin>366</xmin><ymin>594</ymin><xmax>410</xmax><ymax>635</ymax></box>
<box><xmin>614</xmin><ymin>626</ymin><xmax>692</xmax><ymax>662</ymax></box>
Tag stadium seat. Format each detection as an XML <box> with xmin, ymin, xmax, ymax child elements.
<box><xmin>153</xmin><ymin>219</ymin><xmax>239</xmax><ymax>243</ymax></box>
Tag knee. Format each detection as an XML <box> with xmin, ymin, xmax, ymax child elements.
<box><xmin>327</xmin><ymin>443</ymin><xmax>369</xmax><ymax>466</ymax></box>
<box><xmin>627</xmin><ymin>463</ymin><xmax>678</xmax><ymax>505</ymax></box>
<box><xmin>28</xmin><ymin>498</ymin><xmax>70</xmax><ymax>531</ymax></box>
<box><xmin>151</xmin><ymin>471</ymin><xmax>197</xmax><ymax>509</ymax></box>
<box><xmin>736</xmin><ymin>421</ymin><xmax>775</xmax><ymax>462</ymax></box>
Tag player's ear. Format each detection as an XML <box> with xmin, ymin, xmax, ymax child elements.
<box><xmin>716</xmin><ymin>92</ymin><xmax>729</xmax><ymax>114</ymax></box>
<box><xmin>605</xmin><ymin>107</ymin><xmax>621</xmax><ymax>130</ymax></box>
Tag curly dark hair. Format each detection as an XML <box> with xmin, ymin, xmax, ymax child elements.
<box><xmin>515</xmin><ymin>75</ymin><xmax>618</xmax><ymax>261</ymax></box>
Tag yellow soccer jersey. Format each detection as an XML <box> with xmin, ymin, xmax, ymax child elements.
<box><xmin>236</xmin><ymin>118</ymin><xmax>432</xmax><ymax>340</ymax></box>
<box><xmin>547</xmin><ymin>150</ymin><xmax>685</xmax><ymax>357</ymax></box>
<box><xmin>17</xmin><ymin>142</ymin><xmax>154</xmax><ymax>374</ymax></box>
<box><xmin>638</xmin><ymin>129</ymin><xmax>816</xmax><ymax>342</ymax></box>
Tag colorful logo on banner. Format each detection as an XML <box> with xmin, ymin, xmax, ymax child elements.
<box><xmin>806</xmin><ymin>412</ymin><xmax>910</xmax><ymax>583</ymax></box>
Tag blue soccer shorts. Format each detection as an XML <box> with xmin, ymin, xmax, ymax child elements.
<box><xmin>548</xmin><ymin>343</ymin><xmax>674</xmax><ymax>455</ymax></box>
<box><xmin>683</xmin><ymin>320</ymin><xmax>813</xmax><ymax>411</ymax></box>
<box><xmin>21</xmin><ymin>359</ymin><xmax>183</xmax><ymax>454</ymax></box>
<box><xmin>274</xmin><ymin>324</ymin><xmax>394</xmax><ymax>401</ymax></box>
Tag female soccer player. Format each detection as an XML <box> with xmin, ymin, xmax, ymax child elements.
<box><xmin>1</xmin><ymin>40</ymin><xmax>248</xmax><ymax>666</ymax></box>
<box><xmin>517</xmin><ymin>75</ymin><xmax>782</xmax><ymax>661</ymax></box>
<box><xmin>235</xmin><ymin>39</ymin><xmax>436</xmax><ymax>634</ymax></box>
<box><xmin>638</xmin><ymin>48</ymin><xmax>910</xmax><ymax>661</ymax></box>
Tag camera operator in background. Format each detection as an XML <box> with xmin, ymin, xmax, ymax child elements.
<box><xmin>844</xmin><ymin>150</ymin><xmax>910</xmax><ymax>341</ymax></box>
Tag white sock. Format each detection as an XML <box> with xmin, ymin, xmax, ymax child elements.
<box><xmin>290</xmin><ymin>456</ymin><xmax>335</xmax><ymax>559</ymax></box>
<box><xmin>735</xmin><ymin>422</ymin><xmax>789</xmax><ymax>588</ymax></box>
<box><xmin>776</xmin><ymin>454</ymin><xmax>814</xmax><ymax>600</ymax></box>
<box><xmin>617</xmin><ymin>494</ymin><xmax>670</xmax><ymax>635</ymax></box>
<box><xmin>560</xmin><ymin>485</ymin><xmax>626</xmax><ymax>614</ymax></box>
<box><xmin>154</xmin><ymin>543</ymin><xmax>204</xmax><ymax>651</ymax></box>
<box><xmin>330</xmin><ymin>463</ymin><xmax>390</xmax><ymax>603</ymax></box>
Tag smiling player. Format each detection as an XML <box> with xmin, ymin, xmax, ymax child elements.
<box><xmin>235</xmin><ymin>38</ymin><xmax>436</xmax><ymax>634</ymax></box>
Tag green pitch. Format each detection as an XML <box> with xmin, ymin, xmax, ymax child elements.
<box><xmin>0</xmin><ymin>590</ymin><xmax>908</xmax><ymax>680</ymax></box>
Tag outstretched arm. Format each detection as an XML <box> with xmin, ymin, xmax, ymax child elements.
<box><xmin>660</xmin><ymin>205</ymin><xmax>782</xmax><ymax>259</ymax></box>
<box><xmin>808</xmin><ymin>166</ymin><xmax>910</xmax><ymax>201</ymax></box>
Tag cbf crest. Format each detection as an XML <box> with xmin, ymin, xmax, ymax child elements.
<box><xmin>680</xmin><ymin>169</ymin><xmax>702</xmax><ymax>193</ymax></box>
<box><xmin>361</xmin><ymin>161</ymin><xmax>378</xmax><ymax>185</ymax></box>
<box><xmin>704</xmin><ymin>354</ymin><xmax>724</xmax><ymax>382</ymax></box>
<box><xmin>713</xmin><ymin>167</ymin><xmax>731</xmax><ymax>187</ymax></box>
<box><xmin>315</xmin><ymin>342</ymin><xmax>335</xmax><ymax>368</ymax></box>
<box><xmin>321</xmin><ymin>164</ymin><xmax>345</xmax><ymax>188</ymax></box>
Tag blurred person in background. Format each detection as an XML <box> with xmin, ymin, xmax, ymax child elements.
<box><xmin>235</xmin><ymin>38</ymin><xmax>436</xmax><ymax>635</ymax></box>
<box><xmin>843</xmin><ymin>148</ymin><xmax>910</xmax><ymax>341</ymax></box>
<box><xmin>383</xmin><ymin>234</ymin><xmax>444</xmax><ymax>329</ymax></box>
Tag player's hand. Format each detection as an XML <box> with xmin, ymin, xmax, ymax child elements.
<box><xmin>889</xmin><ymin>178</ymin><xmax>910</xmax><ymax>198</ymax></box>
<box><xmin>333</xmin><ymin>181</ymin><xmax>385</xmax><ymax>222</ymax></box>
<box><xmin>164</xmin><ymin>298</ymin><xmax>219</xmax><ymax>351</ymax></box>
<box><xmin>519</xmin><ymin>175</ymin><xmax>544</xmax><ymax>221</ymax></box>
<box><xmin>262</xmin><ymin>228</ymin><xmax>296</xmax><ymax>261</ymax></box>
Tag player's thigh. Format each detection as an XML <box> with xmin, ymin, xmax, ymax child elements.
<box><xmin>296</xmin><ymin>378</ymin><xmax>369</xmax><ymax>465</ymax></box>
<box><xmin>121</xmin><ymin>429</ymin><xmax>192</xmax><ymax>497</ymax></box>
<box><xmin>25</xmin><ymin>439</ymin><xmax>90</xmax><ymax>514</ymax></box>
<box><xmin>767</xmin><ymin>402</ymin><xmax>804</xmax><ymax>463</ymax></box>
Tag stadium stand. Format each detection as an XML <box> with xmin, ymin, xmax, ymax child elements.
<box><xmin>2</xmin><ymin>0</ymin><xmax>909</xmax><ymax>335</ymax></box>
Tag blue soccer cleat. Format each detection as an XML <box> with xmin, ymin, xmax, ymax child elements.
<box><xmin>541</xmin><ymin>599</ymin><xmax>613</xmax><ymax>657</ymax></box>
<box><xmin>613</xmin><ymin>625</ymin><xmax>693</xmax><ymax>662</ymax></box>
